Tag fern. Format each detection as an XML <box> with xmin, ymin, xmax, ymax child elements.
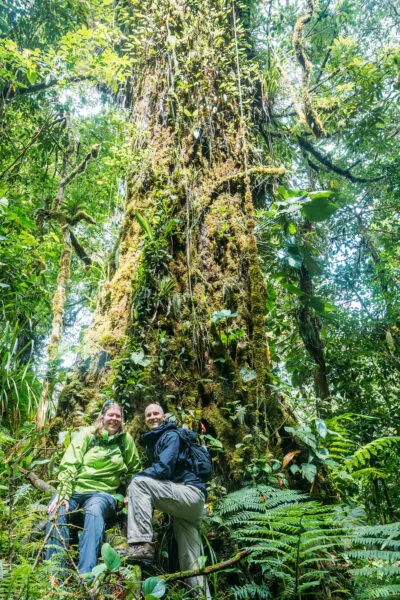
<box><xmin>219</xmin><ymin>485</ymin><xmax>308</xmax><ymax>517</ymax></box>
<box><xmin>0</xmin><ymin>560</ymin><xmax>11</xmax><ymax>599</ymax></box>
<box><xmin>348</xmin><ymin>437</ymin><xmax>400</xmax><ymax>470</ymax></box>
<box><xmin>231</xmin><ymin>583</ymin><xmax>272</xmax><ymax>599</ymax></box>
<box><xmin>325</xmin><ymin>414</ymin><xmax>358</xmax><ymax>460</ymax></box>
<box><xmin>357</xmin><ymin>585</ymin><xmax>400</xmax><ymax>599</ymax></box>
<box><xmin>216</xmin><ymin>485</ymin><xmax>400</xmax><ymax>599</ymax></box>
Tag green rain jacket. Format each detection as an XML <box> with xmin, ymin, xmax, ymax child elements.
<box><xmin>57</xmin><ymin>426</ymin><xmax>141</xmax><ymax>500</ymax></box>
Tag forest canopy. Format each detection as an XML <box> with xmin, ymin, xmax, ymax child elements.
<box><xmin>1</xmin><ymin>0</ymin><xmax>400</xmax><ymax>598</ymax></box>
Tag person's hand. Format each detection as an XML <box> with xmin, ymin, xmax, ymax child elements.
<box><xmin>124</xmin><ymin>496</ymin><xmax>129</xmax><ymax>505</ymax></box>
<box><xmin>48</xmin><ymin>497</ymin><xmax>69</xmax><ymax>514</ymax></box>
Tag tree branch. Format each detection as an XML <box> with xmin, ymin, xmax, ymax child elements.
<box><xmin>61</xmin><ymin>144</ymin><xmax>100</xmax><ymax>187</ymax></box>
<box><xmin>68</xmin><ymin>210</ymin><xmax>96</xmax><ymax>226</ymax></box>
<box><xmin>213</xmin><ymin>165</ymin><xmax>286</xmax><ymax>194</ymax></box>
<box><xmin>298</xmin><ymin>137</ymin><xmax>384</xmax><ymax>183</ymax></box>
<box><xmin>70</xmin><ymin>230</ymin><xmax>92</xmax><ymax>265</ymax></box>
<box><xmin>163</xmin><ymin>549</ymin><xmax>251</xmax><ymax>582</ymax></box>
<box><xmin>0</xmin><ymin>117</ymin><xmax>64</xmax><ymax>181</ymax></box>
<box><xmin>17</xmin><ymin>466</ymin><xmax>56</xmax><ymax>494</ymax></box>
<box><xmin>293</xmin><ymin>0</ymin><xmax>326</xmax><ymax>137</ymax></box>
<box><xmin>1</xmin><ymin>76</ymin><xmax>89</xmax><ymax>103</ymax></box>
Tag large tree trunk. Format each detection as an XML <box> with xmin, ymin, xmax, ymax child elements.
<box><xmin>57</xmin><ymin>0</ymin><xmax>291</xmax><ymax>477</ymax></box>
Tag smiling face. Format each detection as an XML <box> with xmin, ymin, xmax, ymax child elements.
<box><xmin>144</xmin><ymin>403</ymin><xmax>166</xmax><ymax>430</ymax></box>
<box><xmin>102</xmin><ymin>404</ymin><xmax>122</xmax><ymax>435</ymax></box>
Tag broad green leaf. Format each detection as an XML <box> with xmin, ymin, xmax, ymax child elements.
<box><xmin>301</xmin><ymin>197</ymin><xmax>339</xmax><ymax>222</ymax></box>
<box><xmin>142</xmin><ymin>576</ymin><xmax>166</xmax><ymax>598</ymax></box>
<box><xmin>287</xmin><ymin>255</ymin><xmax>303</xmax><ymax>268</ymax></box>
<box><xmin>197</xmin><ymin>555</ymin><xmax>207</xmax><ymax>569</ymax></box>
<box><xmin>131</xmin><ymin>349</ymin><xmax>151</xmax><ymax>367</ymax></box>
<box><xmin>285</xmin><ymin>244</ymin><xmax>303</xmax><ymax>268</ymax></box>
<box><xmin>26</xmin><ymin>68</ymin><xmax>37</xmax><ymax>84</ymax></box>
<box><xmin>301</xmin><ymin>463</ymin><xmax>317</xmax><ymax>483</ymax></box>
<box><xmin>212</xmin><ymin>309</ymin><xmax>237</xmax><ymax>323</ymax></box>
<box><xmin>240</xmin><ymin>367</ymin><xmax>257</xmax><ymax>383</ymax></box>
<box><xmin>314</xmin><ymin>447</ymin><xmax>330</xmax><ymax>460</ymax></box>
<box><xmin>315</xmin><ymin>419</ymin><xmax>327</xmax><ymax>439</ymax></box>
<box><xmin>309</xmin><ymin>297</ymin><xmax>337</xmax><ymax>314</ymax></box>
<box><xmin>101</xmin><ymin>542</ymin><xmax>121</xmax><ymax>571</ymax></box>
<box><xmin>92</xmin><ymin>563</ymin><xmax>107</xmax><ymax>577</ymax></box>
<box><xmin>135</xmin><ymin>211</ymin><xmax>153</xmax><ymax>238</ymax></box>
<box><xmin>280</xmin><ymin>282</ymin><xmax>305</xmax><ymax>296</ymax></box>
<box><xmin>308</xmin><ymin>191</ymin><xmax>333</xmax><ymax>200</ymax></box>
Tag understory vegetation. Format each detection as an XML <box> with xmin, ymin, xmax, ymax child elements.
<box><xmin>1</xmin><ymin>0</ymin><xmax>400</xmax><ymax>598</ymax></box>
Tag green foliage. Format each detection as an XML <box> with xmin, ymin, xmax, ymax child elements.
<box><xmin>100</xmin><ymin>542</ymin><xmax>121</xmax><ymax>571</ymax></box>
<box><xmin>216</xmin><ymin>485</ymin><xmax>400</xmax><ymax>599</ymax></box>
<box><xmin>142</xmin><ymin>576</ymin><xmax>167</xmax><ymax>599</ymax></box>
<box><xmin>1</xmin><ymin>0</ymin><xmax>400</xmax><ymax>598</ymax></box>
<box><xmin>0</xmin><ymin>321</ymin><xmax>39</xmax><ymax>427</ymax></box>
<box><xmin>348</xmin><ymin>438</ymin><xmax>400</xmax><ymax>471</ymax></box>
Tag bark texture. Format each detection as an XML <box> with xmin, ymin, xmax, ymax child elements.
<box><xmin>58</xmin><ymin>0</ymin><xmax>293</xmax><ymax>476</ymax></box>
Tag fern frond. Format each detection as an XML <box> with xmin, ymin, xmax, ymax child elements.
<box><xmin>350</xmin><ymin>437</ymin><xmax>400</xmax><ymax>470</ymax></box>
<box><xmin>231</xmin><ymin>583</ymin><xmax>272</xmax><ymax>599</ymax></box>
<box><xmin>355</xmin><ymin>523</ymin><xmax>400</xmax><ymax>537</ymax></box>
<box><xmin>350</xmin><ymin>567</ymin><xmax>400</xmax><ymax>577</ymax></box>
<box><xmin>0</xmin><ymin>560</ymin><xmax>11</xmax><ymax>599</ymax></box>
<box><xmin>345</xmin><ymin>549</ymin><xmax>400</xmax><ymax>560</ymax></box>
<box><xmin>217</xmin><ymin>484</ymin><xmax>400</xmax><ymax>600</ymax></box>
<box><xmin>351</xmin><ymin>468</ymin><xmax>388</xmax><ymax>479</ymax></box>
<box><xmin>360</xmin><ymin>584</ymin><xmax>400</xmax><ymax>599</ymax></box>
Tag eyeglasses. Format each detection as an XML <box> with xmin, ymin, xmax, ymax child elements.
<box><xmin>102</xmin><ymin>399</ymin><xmax>116</xmax><ymax>412</ymax></box>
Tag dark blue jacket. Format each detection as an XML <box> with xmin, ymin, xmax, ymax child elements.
<box><xmin>136</xmin><ymin>420</ymin><xmax>207</xmax><ymax>498</ymax></box>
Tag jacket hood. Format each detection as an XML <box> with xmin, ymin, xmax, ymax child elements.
<box><xmin>140</xmin><ymin>419</ymin><xmax>177</xmax><ymax>446</ymax></box>
<box><xmin>96</xmin><ymin>427</ymin><xmax>124</xmax><ymax>443</ymax></box>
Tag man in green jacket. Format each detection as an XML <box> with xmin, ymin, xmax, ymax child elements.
<box><xmin>46</xmin><ymin>401</ymin><xmax>141</xmax><ymax>577</ymax></box>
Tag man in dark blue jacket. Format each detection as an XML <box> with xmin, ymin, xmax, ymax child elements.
<box><xmin>127</xmin><ymin>403</ymin><xmax>210</xmax><ymax>598</ymax></box>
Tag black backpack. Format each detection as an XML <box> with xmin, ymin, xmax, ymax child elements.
<box><xmin>177</xmin><ymin>428</ymin><xmax>213</xmax><ymax>483</ymax></box>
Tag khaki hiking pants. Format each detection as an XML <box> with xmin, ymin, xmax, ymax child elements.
<box><xmin>127</xmin><ymin>476</ymin><xmax>211</xmax><ymax>598</ymax></box>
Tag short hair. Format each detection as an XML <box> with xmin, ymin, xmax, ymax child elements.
<box><xmin>93</xmin><ymin>401</ymin><xmax>125</xmax><ymax>437</ymax></box>
<box><xmin>144</xmin><ymin>403</ymin><xmax>165</xmax><ymax>414</ymax></box>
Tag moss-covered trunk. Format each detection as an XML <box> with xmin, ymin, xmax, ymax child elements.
<box><xmin>58</xmin><ymin>0</ymin><xmax>291</xmax><ymax>477</ymax></box>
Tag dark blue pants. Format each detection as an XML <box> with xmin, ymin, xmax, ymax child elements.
<box><xmin>45</xmin><ymin>491</ymin><xmax>116</xmax><ymax>576</ymax></box>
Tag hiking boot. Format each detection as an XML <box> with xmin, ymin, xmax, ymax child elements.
<box><xmin>126</xmin><ymin>542</ymin><xmax>155</xmax><ymax>562</ymax></box>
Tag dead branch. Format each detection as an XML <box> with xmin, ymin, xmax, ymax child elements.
<box><xmin>163</xmin><ymin>549</ymin><xmax>251</xmax><ymax>582</ymax></box>
<box><xmin>17</xmin><ymin>466</ymin><xmax>56</xmax><ymax>494</ymax></box>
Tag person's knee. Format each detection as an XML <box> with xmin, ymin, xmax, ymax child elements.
<box><xmin>129</xmin><ymin>476</ymin><xmax>149</xmax><ymax>493</ymax></box>
<box><xmin>85</xmin><ymin>501</ymin><xmax>107</xmax><ymax>520</ymax></box>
